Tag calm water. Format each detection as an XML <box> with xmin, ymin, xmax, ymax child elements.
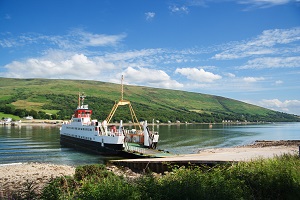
<box><xmin>0</xmin><ymin>123</ymin><xmax>299</xmax><ymax>166</ymax></box>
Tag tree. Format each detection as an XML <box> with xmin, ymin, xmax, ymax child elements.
<box><xmin>14</xmin><ymin>109</ymin><xmax>26</xmax><ymax>118</ymax></box>
<box><xmin>29</xmin><ymin>109</ymin><xmax>38</xmax><ymax>119</ymax></box>
<box><xmin>3</xmin><ymin>105</ymin><xmax>15</xmax><ymax>114</ymax></box>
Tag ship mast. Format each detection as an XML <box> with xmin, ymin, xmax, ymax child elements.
<box><xmin>78</xmin><ymin>92</ymin><xmax>86</xmax><ymax>108</ymax></box>
<box><xmin>121</xmin><ymin>75</ymin><xmax>124</xmax><ymax>101</ymax></box>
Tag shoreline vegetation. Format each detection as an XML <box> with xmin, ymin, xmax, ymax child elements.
<box><xmin>1</xmin><ymin>140</ymin><xmax>300</xmax><ymax>199</ymax></box>
<box><xmin>1</xmin><ymin>119</ymin><xmax>279</xmax><ymax>127</ymax></box>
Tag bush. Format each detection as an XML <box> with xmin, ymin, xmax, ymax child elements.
<box><xmin>76</xmin><ymin>175</ymin><xmax>140</xmax><ymax>200</ymax></box>
<box><xmin>135</xmin><ymin>165</ymin><xmax>246</xmax><ymax>200</ymax></box>
<box><xmin>40</xmin><ymin>155</ymin><xmax>300</xmax><ymax>200</ymax></box>
<box><xmin>41</xmin><ymin>176</ymin><xmax>78</xmax><ymax>200</ymax></box>
<box><xmin>74</xmin><ymin>164</ymin><xmax>110</xmax><ymax>181</ymax></box>
<box><xmin>227</xmin><ymin>154</ymin><xmax>300</xmax><ymax>199</ymax></box>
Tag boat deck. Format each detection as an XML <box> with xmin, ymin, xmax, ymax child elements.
<box><xmin>123</xmin><ymin>142</ymin><xmax>172</xmax><ymax>158</ymax></box>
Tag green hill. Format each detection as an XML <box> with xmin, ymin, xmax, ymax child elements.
<box><xmin>0</xmin><ymin>77</ymin><xmax>299</xmax><ymax>122</ymax></box>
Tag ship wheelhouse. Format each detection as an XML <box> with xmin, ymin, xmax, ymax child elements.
<box><xmin>74</xmin><ymin>108</ymin><xmax>92</xmax><ymax>118</ymax></box>
<box><xmin>72</xmin><ymin>101</ymin><xmax>92</xmax><ymax>124</ymax></box>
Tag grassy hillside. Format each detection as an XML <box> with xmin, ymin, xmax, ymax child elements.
<box><xmin>0</xmin><ymin>77</ymin><xmax>299</xmax><ymax>122</ymax></box>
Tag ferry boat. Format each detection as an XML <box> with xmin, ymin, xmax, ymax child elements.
<box><xmin>60</xmin><ymin>77</ymin><xmax>159</xmax><ymax>156</ymax></box>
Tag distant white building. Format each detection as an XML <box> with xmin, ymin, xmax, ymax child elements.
<box><xmin>4</xmin><ymin>118</ymin><xmax>12</xmax><ymax>122</ymax></box>
<box><xmin>25</xmin><ymin>116</ymin><xmax>33</xmax><ymax>120</ymax></box>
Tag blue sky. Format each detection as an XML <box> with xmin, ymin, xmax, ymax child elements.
<box><xmin>1</xmin><ymin>0</ymin><xmax>300</xmax><ymax>115</ymax></box>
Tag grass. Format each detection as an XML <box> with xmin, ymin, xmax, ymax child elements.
<box><xmin>0</xmin><ymin>112</ymin><xmax>20</xmax><ymax>120</ymax></box>
<box><xmin>0</xmin><ymin>95</ymin><xmax>12</xmax><ymax>101</ymax></box>
<box><xmin>43</xmin><ymin>110</ymin><xmax>60</xmax><ymax>115</ymax></box>
<box><xmin>3</xmin><ymin>154</ymin><xmax>294</xmax><ymax>200</ymax></box>
<box><xmin>12</xmin><ymin>100</ymin><xmax>45</xmax><ymax>110</ymax></box>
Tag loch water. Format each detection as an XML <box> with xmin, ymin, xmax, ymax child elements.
<box><xmin>0</xmin><ymin>122</ymin><xmax>299</xmax><ymax>166</ymax></box>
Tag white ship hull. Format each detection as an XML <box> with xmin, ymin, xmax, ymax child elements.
<box><xmin>60</xmin><ymin>120</ymin><xmax>125</xmax><ymax>155</ymax></box>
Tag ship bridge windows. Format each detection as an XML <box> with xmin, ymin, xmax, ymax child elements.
<box><xmin>75</xmin><ymin>109</ymin><xmax>92</xmax><ymax>118</ymax></box>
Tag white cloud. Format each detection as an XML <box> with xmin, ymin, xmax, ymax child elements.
<box><xmin>104</xmin><ymin>49</ymin><xmax>164</xmax><ymax>61</ymax></box>
<box><xmin>169</xmin><ymin>5</ymin><xmax>189</xmax><ymax>14</ymax></box>
<box><xmin>224</xmin><ymin>72</ymin><xmax>236</xmax><ymax>78</ymax></box>
<box><xmin>0</xmin><ymin>30</ymin><xmax>126</xmax><ymax>50</ymax></box>
<box><xmin>3</xmin><ymin>53</ymin><xmax>116</xmax><ymax>80</ymax></box>
<box><xmin>175</xmin><ymin>68</ymin><xmax>222</xmax><ymax>82</ymax></box>
<box><xmin>0</xmin><ymin>38</ymin><xmax>16</xmax><ymax>48</ymax></box>
<box><xmin>243</xmin><ymin>76</ymin><xmax>265</xmax><ymax>83</ymax></box>
<box><xmin>238</xmin><ymin>0</ymin><xmax>293</xmax><ymax>8</ymax></box>
<box><xmin>121</xmin><ymin>67</ymin><xmax>183</xmax><ymax>89</ymax></box>
<box><xmin>238</xmin><ymin>56</ymin><xmax>300</xmax><ymax>69</ymax></box>
<box><xmin>238</xmin><ymin>0</ymin><xmax>294</xmax><ymax>5</ymax></box>
<box><xmin>258</xmin><ymin>99</ymin><xmax>300</xmax><ymax>115</ymax></box>
<box><xmin>275</xmin><ymin>80</ymin><xmax>283</xmax><ymax>85</ymax></box>
<box><xmin>145</xmin><ymin>12</ymin><xmax>155</xmax><ymax>21</ymax></box>
<box><xmin>1</xmin><ymin>27</ymin><xmax>299</xmax><ymax>104</ymax></box>
<box><xmin>81</xmin><ymin>33</ymin><xmax>125</xmax><ymax>47</ymax></box>
<box><xmin>213</xmin><ymin>27</ymin><xmax>300</xmax><ymax>60</ymax></box>
<box><xmin>61</xmin><ymin>30</ymin><xmax>127</xmax><ymax>48</ymax></box>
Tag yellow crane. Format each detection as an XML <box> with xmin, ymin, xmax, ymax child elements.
<box><xmin>105</xmin><ymin>75</ymin><xmax>142</xmax><ymax>131</ymax></box>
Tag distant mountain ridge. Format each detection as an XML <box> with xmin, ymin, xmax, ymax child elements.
<box><xmin>0</xmin><ymin>77</ymin><xmax>299</xmax><ymax>122</ymax></box>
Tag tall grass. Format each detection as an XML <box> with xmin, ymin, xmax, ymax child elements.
<box><xmin>228</xmin><ymin>154</ymin><xmax>300</xmax><ymax>199</ymax></box>
<box><xmin>135</xmin><ymin>165</ymin><xmax>247</xmax><ymax>199</ymax></box>
<box><xmin>39</xmin><ymin>154</ymin><xmax>300</xmax><ymax>200</ymax></box>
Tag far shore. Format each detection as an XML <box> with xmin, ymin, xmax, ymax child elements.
<box><xmin>2</xmin><ymin>119</ymin><xmax>274</xmax><ymax>127</ymax></box>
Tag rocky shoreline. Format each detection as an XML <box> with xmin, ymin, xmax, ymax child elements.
<box><xmin>0</xmin><ymin>163</ymin><xmax>75</xmax><ymax>197</ymax></box>
<box><xmin>244</xmin><ymin>140</ymin><xmax>300</xmax><ymax>147</ymax></box>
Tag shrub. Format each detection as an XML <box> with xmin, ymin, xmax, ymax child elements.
<box><xmin>135</xmin><ymin>165</ymin><xmax>247</xmax><ymax>200</ymax></box>
<box><xmin>227</xmin><ymin>154</ymin><xmax>300</xmax><ymax>199</ymax></box>
<box><xmin>76</xmin><ymin>175</ymin><xmax>140</xmax><ymax>200</ymax></box>
<box><xmin>74</xmin><ymin>164</ymin><xmax>109</xmax><ymax>181</ymax></box>
<box><xmin>41</xmin><ymin>176</ymin><xmax>78</xmax><ymax>200</ymax></box>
